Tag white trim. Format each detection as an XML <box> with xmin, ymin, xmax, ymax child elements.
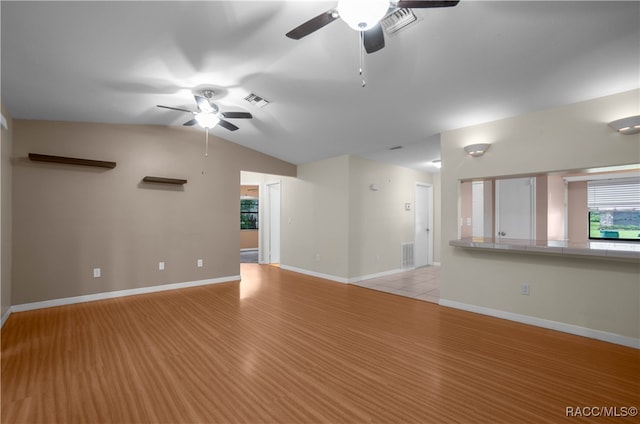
<box><xmin>432</xmin><ymin>261</ymin><xmax>441</xmax><ymax>266</ymax></box>
<box><xmin>279</xmin><ymin>265</ymin><xmax>349</xmax><ymax>284</ymax></box>
<box><xmin>240</xmin><ymin>248</ymin><xmax>258</xmax><ymax>252</ymax></box>
<box><xmin>348</xmin><ymin>268</ymin><xmax>411</xmax><ymax>284</ymax></box>
<box><xmin>11</xmin><ymin>275</ymin><xmax>241</xmax><ymax>313</ymax></box>
<box><xmin>1</xmin><ymin>308</ymin><xmax>11</xmax><ymax>328</ymax></box>
<box><xmin>439</xmin><ymin>299</ymin><xmax>639</xmax><ymax>349</ymax></box>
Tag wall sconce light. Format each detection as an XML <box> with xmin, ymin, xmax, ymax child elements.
<box><xmin>464</xmin><ymin>143</ymin><xmax>491</xmax><ymax>157</ymax></box>
<box><xmin>432</xmin><ymin>160</ymin><xmax>442</xmax><ymax>169</ymax></box>
<box><xmin>608</xmin><ymin>115</ymin><xmax>640</xmax><ymax>135</ymax></box>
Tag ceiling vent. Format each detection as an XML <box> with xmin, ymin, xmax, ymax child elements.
<box><xmin>244</xmin><ymin>93</ymin><xmax>270</xmax><ymax>109</ymax></box>
<box><xmin>381</xmin><ymin>8</ymin><xmax>417</xmax><ymax>35</ymax></box>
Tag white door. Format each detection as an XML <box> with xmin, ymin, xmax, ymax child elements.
<box><xmin>414</xmin><ymin>183</ymin><xmax>433</xmax><ymax>267</ymax></box>
<box><xmin>472</xmin><ymin>181</ymin><xmax>484</xmax><ymax>237</ymax></box>
<box><xmin>267</xmin><ymin>182</ymin><xmax>281</xmax><ymax>264</ymax></box>
<box><xmin>495</xmin><ymin>177</ymin><xmax>535</xmax><ymax>240</ymax></box>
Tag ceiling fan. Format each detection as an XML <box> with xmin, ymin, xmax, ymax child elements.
<box><xmin>286</xmin><ymin>0</ymin><xmax>460</xmax><ymax>54</ymax></box>
<box><xmin>157</xmin><ymin>89</ymin><xmax>252</xmax><ymax>132</ymax></box>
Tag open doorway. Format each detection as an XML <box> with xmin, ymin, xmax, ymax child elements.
<box><xmin>240</xmin><ymin>171</ymin><xmax>282</xmax><ymax>266</ymax></box>
<box><xmin>240</xmin><ymin>185</ymin><xmax>259</xmax><ymax>263</ymax></box>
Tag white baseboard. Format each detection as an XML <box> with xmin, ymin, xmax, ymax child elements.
<box><xmin>348</xmin><ymin>268</ymin><xmax>409</xmax><ymax>284</ymax></box>
<box><xmin>11</xmin><ymin>275</ymin><xmax>241</xmax><ymax>313</ymax></box>
<box><xmin>1</xmin><ymin>308</ymin><xmax>11</xmax><ymax>328</ymax></box>
<box><xmin>279</xmin><ymin>265</ymin><xmax>349</xmax><ymax>284</ymax></box>
<box><xmin>439</xmin><ymin>299</ymin><xmax>639</xmax><ymax>349</ymax></box>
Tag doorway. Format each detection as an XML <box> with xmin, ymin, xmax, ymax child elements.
<box><xmin>414</xmin><ymin>183</ymin><xmax>433</xmax><ymax>268</ymax></box>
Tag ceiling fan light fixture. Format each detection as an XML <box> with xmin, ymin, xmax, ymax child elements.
<box><xmin>195</xmin><ymin>113</ymin><xmax>220</xmax><ymax>129</ymax></box>
<box><xmin>337</xmin><ymin>0</ymin><xmax>390</xmax><ymax>31</ymax></box>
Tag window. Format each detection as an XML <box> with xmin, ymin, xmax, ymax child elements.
<box><xmin>588</xmin><ymin>177</ymin><xmax>640</xmax><ymax>241</ymax></box>
<box><xmin>240</xmin><ymin>199</ymin><xmax>259</xmax><ymax>230</ymax></box>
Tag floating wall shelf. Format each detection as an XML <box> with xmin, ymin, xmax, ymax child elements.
<box><xmin>29</xmin><ymin>153</ymin><xmax>116</xmax><ymax>169</ymax></box>
<box><xmin>142</xmin><ymin>176</ymin><xmax>187</xmax><ymax>185</ymax></box>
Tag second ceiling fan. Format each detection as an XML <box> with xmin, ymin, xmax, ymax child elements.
<box><xmin>286</xmin><ymin>0</ymin><xmax>460</xmax><ymax>54</ymax></box>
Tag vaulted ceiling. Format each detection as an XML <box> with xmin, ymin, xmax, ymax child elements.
<box><xmin>2</xmin><ymin>1</ymin><xmax>639</xmax><ymax>171</ymax></box>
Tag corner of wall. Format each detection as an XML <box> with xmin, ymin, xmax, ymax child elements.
<box><xmin>1</xmin><ymin>104</ymin><xmax>13</xmax><ymax>325</ymax></box>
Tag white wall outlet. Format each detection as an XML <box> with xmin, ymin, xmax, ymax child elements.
<box><xmin>197</xmin><ymin>259</ymin><xmax>203</xmax><ymax>268</ymax></box>
<box><xmin>315</xmin><ymin>253</ymin><xmax>321</xmax><ymax>261</ymax></box>
<box><xmin>93</xmin><ymin>268</ymin><xmax>101</xmax><ymax>278</ymax></box>
<box><xmin>159</xmin><ymin>261</ymin><xmax>165</xmax><ymax>271</ymax></box>
<box><xmin>405</xmin><ymin>203</ymin><xmax>411</xmax><ymax>211</ymax></box>
<box><xmin>521</xmin><ymin>283</ymin><xmax>530</xmax><ymax>295</ymax></box>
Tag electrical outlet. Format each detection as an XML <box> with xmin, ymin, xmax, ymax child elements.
<box><xmin>521</xmin><ymin>283</ymin><xmax>530</xmax><ymax>295</ymax></box>
<box><xmin>315</xmin><ymin>253</ymin><xmax>321</xmax><ymax>261</ymax></box>
<box><xmin>159</xmin><ymin>261</ymin><xmax>165</xmax><ymax>271</ymax></box>
<box><xmin>93</xmin><ymin>268</ymin><xmax>101</xmax><ymax>278</ymax></box>
<box><xmin>197</xmin><ymin>259</ymin><xmax>203</xmax><ymax>268</ymax></box>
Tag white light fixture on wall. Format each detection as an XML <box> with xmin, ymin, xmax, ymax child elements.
<box><xmin>609</xmin><ymin>115</ymin><xmax>640</xmax><ymax>135</ymax></box>
<box><xmin>464</xmin><ymin>143</ymin><xmax>491</xmax><ymax>157</ymax></box>
<box><xmin>432</xmin><ymin>160</ymin><xmax>442</xmax><ymax>169</ymax></box>
<box><xmin>337</xmin><ymin>0</ymin><xmax>390</xmax><ymax>31</ymax></box>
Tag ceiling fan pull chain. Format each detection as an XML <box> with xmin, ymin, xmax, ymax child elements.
<box><xmin>359</xmin><ymin>31</ymin><xmax>366</xmax><ymax>87</ymax></box>
<box><xmin>205</xmin><ymin>129</ymin><xmax>209</xmax><ymax>157</ymax></box>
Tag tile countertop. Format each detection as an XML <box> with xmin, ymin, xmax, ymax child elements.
<box><xmin>449</xmin><ymin>237</ymin><xmax>640</xmax><ymax>261</ymax></box>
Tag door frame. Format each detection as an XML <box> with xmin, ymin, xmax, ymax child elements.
<box><xmin>414</xmin><ymin>182</ymin><xmax>434</xmax><ymax>267</ymax></box>
<box><xmin>263</xmin><ymin>181</ymin><xmax>281</xmax><ymax>265</ymax></box>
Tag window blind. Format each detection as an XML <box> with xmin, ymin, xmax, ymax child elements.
<box><xmin>587</xmin><ymin>177</ymin><xmax>640</xmax><ymax>210</ymax></box>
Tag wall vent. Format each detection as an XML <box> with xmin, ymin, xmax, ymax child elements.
<box><xmin>401</xmin><ymin>242</ymin><xmax>415</xmax><ymax>268</ymax></box>
<box><xmin>381</xmin><ymin>8</ymin><xmax>417</xmax><ymax>35</ymax></box>
<box><xmin>244</xmin><ymin>93</ymin><xmax>270</xmax><ymax>109</ymax></box>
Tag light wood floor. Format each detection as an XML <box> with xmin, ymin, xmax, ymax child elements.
<box><xmin>2</xmin><ymin>264</ymin><xmax>638</xmax><ymax>423</ymax></box>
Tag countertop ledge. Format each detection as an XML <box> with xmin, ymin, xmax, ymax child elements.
<box><xmin>449</xmin><ymin>237</ymin><xmax>640</xmax><ymax>261</ymax></box>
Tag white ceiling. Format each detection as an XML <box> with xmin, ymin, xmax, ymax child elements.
<box><xmin>2</xmin><ymin>1</ymin><xmax>639</xmax><ymax>172</ymax></box>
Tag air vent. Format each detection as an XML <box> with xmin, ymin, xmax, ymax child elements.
<box><xmin>381</xmin><ymin>8</ymin><xmax>417</xmax><ymax>34</ymax></box>
<box><xmin>244</xmin><ymin>93</ymin><xmax>270</xmax><ymax>109</ymax></box>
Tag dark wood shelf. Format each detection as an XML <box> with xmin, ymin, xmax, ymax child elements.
<box><xmin>142</xmin><ymin>176</ymin><xmax>187</xmax><ymax>185</ymax></box>
<box><xmin>29</xmin><ymin>153</ymin><xmax>116</xmax><ymax>169</ymax></box>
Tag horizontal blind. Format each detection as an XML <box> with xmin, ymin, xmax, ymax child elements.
<box><xmin>587</xmin><ymin>177</ymin><xmax>640</xmax><ymax>210</ymax></box>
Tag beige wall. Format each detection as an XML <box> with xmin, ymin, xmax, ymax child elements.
<box><xmin>547</xmin><ymin>174</ymin><xmax>565</xmax><ymax>240</ymax></box>
<box><xmin>281</xmin><ymin>155</ymin><xmax>350</xmax><ymax>279</ymax></box>
<box><xmin>240</xmin><ymin>231</ymin><xmax>258</xmax><ymax>250</ymax></box>
<box><xmin>348</xmin><ymin>156</ymin><xmax>434</xmax><ymax>277</ymax></box>
<box><xmin>281</xmin><ymin>155</ymin><xmax>435</xmax><ymax>281</ymax></box>
<box><xmin>1</xmin><ymin>105</ymin><xmax>12</xmax><ymax>320</ymax></box>
<box><xmin>567</xmin><ymin>181</ymin><xmax>588</xmax><ymax>243</ymax></box>
<box><xmin>12</xmin><ymin>120</ymin><xmax>295</xmax><ymax>305</ymax></box>
<box><xmin>441</xmin><ymin>89</ymin><xmax>640</xmax><ymax>340</ymax></box>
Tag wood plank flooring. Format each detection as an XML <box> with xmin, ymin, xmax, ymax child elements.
<box><xmin>2</xmin><ymin>264</ymin><xmax>639</xmax><ymax>423</ymax></box>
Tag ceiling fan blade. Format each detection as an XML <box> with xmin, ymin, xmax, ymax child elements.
<box><xmin>217</xmin><ymin>119</ymin><xmax>239</xmax><ymax>132</ymax></box>
<box><xmin>395</xmin><ymin>1</ymin><xmax>460</xmax><ymax>8</ymax></box>
<box><xmin>194</xmin><ymin>95</ymin><xmax>214</xmax><ymax>113</ymax></box>
<box><xmin>183</xmin><ymin>119</ymin><xmax>197</xmax><ymax>126</ymax></box>
<box><xmin>286</xmin><ymin>10</ymin><xmax>338</xmax><ymax>40</ymax></box>
<box><xmin>363</xmin><ymin>23</ymin><xmax>385</xmax><ymax>54</ymax></box>
<box><xmin>221</xmin><ymin>112</ymin><xmax>253</xmax><ymax>119</ymax></box>
<box><xmin>157</xmin><ymin>105</ymin><xmax>194</xmax><ymax>113</ymax></box>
